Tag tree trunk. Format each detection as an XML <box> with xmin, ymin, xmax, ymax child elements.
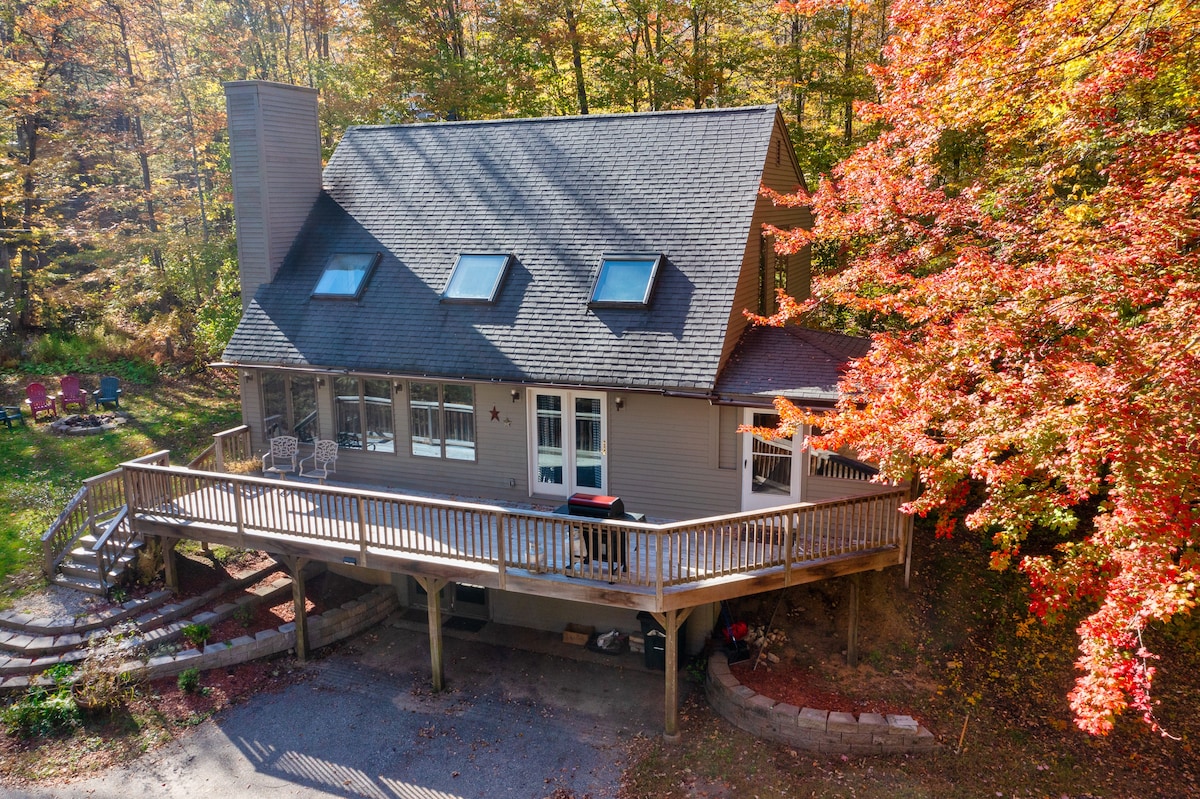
<box><xmin>565</xmin><ymin>1</ymin><xmax>588</xmax><ymax>114</ymax></box>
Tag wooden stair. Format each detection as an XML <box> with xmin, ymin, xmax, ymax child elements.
<box><xmin>50</xmin><ymin>532</ymin><xmax>143</xmax><ymax>597</ymax></box>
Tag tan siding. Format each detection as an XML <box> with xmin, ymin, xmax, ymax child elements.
<box><xmin>718</xmin><ymin>405</ymin><xmax>738</xmax><ymax>470</ymax></box>
<box><xmin>720</xmin><ymin>114</ymin><xmax>811</xmax><ymax>367</ymax></box>
<box><xmin>224</xmin><ymin>82</ymin><xmax>321</xmax><ymax>310</ymax></box>
<box><xmin>607</xmin><ymin>394</ymin><xmax>739</xmax><ymax>519</ymax></box>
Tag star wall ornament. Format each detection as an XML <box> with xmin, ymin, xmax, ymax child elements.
<box><xmin>490</xmin><ymin>406</ymin><xmax>500</xmax><ymax>421</ymax></box>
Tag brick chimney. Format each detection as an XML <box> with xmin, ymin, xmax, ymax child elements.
<box><xmin>223</xmin><ymin>81</ymin><xmax>322</xmax><ymax>310</ymax></box>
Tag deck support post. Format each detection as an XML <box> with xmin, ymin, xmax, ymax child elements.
<box><xmin>161</xmin><ymin>537</ymin><xmax>179</xmax><ymax>593</ymax></box>
<box><xmin>904</xmin><ymin>480</ymin><xmax>920</xmax><ymax>589</ymax></box>
<box><xmin>416</xmin><ymin>576</ymin><xmax>448</xmax><ymax>692</ymax></box>
<box><xmin>652</xmin><ymin>606</ymin><xmax>694</xmax><ymax>742</ymax></box>
<box><xmin>285</xmin><ymin>556</ymin><xmax>311</xmax><ymax>663</ymax></box>
<box><xmin>847</xmin><ymin>572</ymin><xmax>860</xmax><ymax>668</ymax></box>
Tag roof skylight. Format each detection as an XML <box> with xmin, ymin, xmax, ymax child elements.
<box><xmin>312</xmin><ymin>252</ymin><xmax>379</xmax><ymax>299</ymax></box>
<box><xmin>590</xmin><ymin>254</ymin><xmax>662</xmax><ymax>307</ymax></box>
<box><xmin>442</xmin><ymin>253</ymin><xmax>511</xmax><ymax>303</ymax></box>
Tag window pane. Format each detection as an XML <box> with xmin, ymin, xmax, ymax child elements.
<box><xmin>575</xmin><ymin>397</ymin><xmax>602</xmax><ymax>489</ymax></box>
<box><xmin>313</xmin><ymin>253</ymin><xmax>375</xmax><ymax>297</ymax></box>
<box><xmin>335</xmin><ymin>377</ymin><xmax>361</xmax><ymax>448</ymax></box>
<box><xmin>444</xmin><ymin>254</ymin><xmax>508</xmax><ymax>302</ymax></box>
<box><xmin>750</xmin><ymin>412</ymin><xmax>791</xmax><ymax>495</ymax></box>
<box><xmin>291</xmin><ymin>377</ymin><xmax>319</xmax><ymax>443</ymax></box>
<box><xmin>443</xmin><ymin>384</ymin><xmax>476</xmax><ymax>461</ymax></box>
<box><xmin>261</xmin><ymin>373</ymin><xmax>286</xmax><ymax>439</ymax></box>
<box><xmin>592</xmin><ymin>257</ymin><xmax>657</xmax><ymax>305</ymax></box>
<box><xmin>535</xmin><ymin>394</ymin><xmax>563</xmax><ymax>486</ymax></box>
<box><xmin>363</xmin><ymin>379</ymin><xmax>394</xmax><ymax>453</ymax></box>
<box><xmin>410</xmin><ymin>382</ymin><xmax>441</xmax><ymax>457</ymax></box>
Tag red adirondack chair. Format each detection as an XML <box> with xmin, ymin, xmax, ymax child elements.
<box><xmin>25</xmin><ymin>382</ymin><xmax>57</xmax><ymax>421</ymax></box>
<box><xmin>59</xmin><ymin>375</ymin><xmax>88</xmax><ymax>413</ymax></box>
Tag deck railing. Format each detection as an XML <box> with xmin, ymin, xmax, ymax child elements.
<box><xmin>122</xmin><ymin>463</ymin><xmax>909</xmax><ymax>597</ymax></box>
<box><xmin>188</xmin><ymin>424</ymin><xmax>254</xmax><ymax>471</ymax></box>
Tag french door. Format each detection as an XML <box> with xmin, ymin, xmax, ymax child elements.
<box><xmin>529</xmin><ymin>390</ymin><xmax>607</xmax><ymax>498</ymax></box>
<box><xmin>741</xmin><ymin>410</ymin><xmax>806</xmax><ymax>510</ymax></box>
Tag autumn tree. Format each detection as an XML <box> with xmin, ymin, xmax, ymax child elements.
<box><xmin>764</xmin><ymin>0</ymin><xmax>1200</xmax><ymax>735</ymax></box>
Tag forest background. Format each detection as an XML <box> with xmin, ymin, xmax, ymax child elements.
<box><xmin>0</xmin><ymin>0</ymin><xmax>879</xmax><ymax>362</ymax></box>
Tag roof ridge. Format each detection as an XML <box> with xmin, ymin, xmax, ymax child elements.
<box><xmin>345</xmin><ymin>104</ymin><xmax>778</xmax><ymax>134</ymax></box>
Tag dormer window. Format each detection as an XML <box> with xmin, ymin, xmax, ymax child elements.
<box><xmin>442</xmin><ymin>253</ymin><xmax>511</xmax><ymax>303</ymax></box>
<box><xmin>312</xmin><ymin>252</ymin><xmax>379</xmax><ymax>299</ymax></box>
<box><xmin>590</xmin><ymin>254</ymin><xmax>662</xmax><ymax>307</ymax></box>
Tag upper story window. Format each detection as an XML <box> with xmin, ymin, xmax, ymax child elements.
<box><xmin>590</xmin><ymin>254</ymin><xmax>662</xmax><ymax>307</ymax></box>
<box><xmin>442</xmin><ymin>253</ymin><xmax>511</xmax><ymax>303</ymax></box>
<box><xmin>313</xmin><ymin>252</ymin><xmax>380</xmax><ymax>299</ymax></box>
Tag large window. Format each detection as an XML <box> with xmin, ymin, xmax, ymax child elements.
<box><xmin>261</xmin><ymin>373</ymin><xmax>320</xmax><ymax>443</ymax></box>
<box><xmin>410</xmin><ymin>382</ymin><xmax>476</xmax><ymax>460</ymax></box>
<box><xmin>590</xmin><ymin>254</ymin><xmax>661</xmax><ymax>307</ymax></box>
<box><xmin>334</xmin><ymin>376</ymin><xmax>395</xmax><ymax>452</ymax></box>
<box><xmin>312</xmin><ymin>252</ymin><xmax>379</xmax><ymax>299</ymax></box>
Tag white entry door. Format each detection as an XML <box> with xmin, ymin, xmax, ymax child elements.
<box><xmin>741</xmin><ymin>410</ymin><xmax>805</xmax><ymax>510</ymax></box>
<box><xmin>529</xmin><ymin>390</ymin><xmax>607</xmax><ymax>498</ymax></box>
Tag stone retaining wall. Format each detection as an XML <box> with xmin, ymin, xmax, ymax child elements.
<box><xmin>706</xmin><ymin>652</ymin><xmax>939</xmax><ymax>756</ymax></box>
<box><xmin>138</xmin><ymin>585</ymin><xmax>399</xmax><ymax>680</ymax></box>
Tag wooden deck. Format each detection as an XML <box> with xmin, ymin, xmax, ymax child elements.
<box><xmin>123</xmin><ymin>463</ymin><xmax>910</xmax><ymax>613</ymax></box>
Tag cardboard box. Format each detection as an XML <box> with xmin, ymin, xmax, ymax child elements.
<box><xmin>562</xmin><ymin>623</ymin><xmax>594</xmax><ymax>646</ymax></box>
<box><xmin>629</xmin><ymin>633</ymin><xmax>645</xmax><ymax>653</ymax></box>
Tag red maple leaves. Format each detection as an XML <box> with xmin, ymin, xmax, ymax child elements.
<box><xmin>770</xmin><ymin>0</ymin><xmax>1200</xmax><ymax>734</ymax></box>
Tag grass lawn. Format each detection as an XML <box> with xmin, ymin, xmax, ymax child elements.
<box><xmin>0</xmin><ymin>370</ymin><xmax>242</xmax><ymax>603</ymax></box>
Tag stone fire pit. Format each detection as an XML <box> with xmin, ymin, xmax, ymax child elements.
<box><xmin>49</xmin><ymin>412</ymin><xmax>129</xmax><ymax>436</ymax></box>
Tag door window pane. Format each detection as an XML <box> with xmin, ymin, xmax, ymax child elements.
<box><xmin>535</xmin><ymin>394</ymin><xmax>563</xmax><ymax>486</ymax></box>
<box><xmin>750</xmin><ymin>412</ymin><xmax>791</xmax><ymax>495</ymax></box>
<box><xmin>574</xmin><ymin>397</ymin><xmax>602</xmax><ymax>490</ymax></box>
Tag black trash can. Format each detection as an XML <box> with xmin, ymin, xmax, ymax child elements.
<box><xmin>637</xmin><ymin>611</ymin><xmax>668</xmax><ymax>670</ymax></box>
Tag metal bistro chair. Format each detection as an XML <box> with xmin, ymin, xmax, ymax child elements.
<box><xmin>262</xmin><ymin>435</ymin><xmax>299</xmax><ymax>479</ymax></box>
<box><xmin>299</xmin><ymin>439</ymin><xmax>339</xmax><ymax>484</ymax></box>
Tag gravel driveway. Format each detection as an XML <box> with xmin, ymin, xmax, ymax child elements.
<box><xmin>12</xmin><ymin>619</ymin><xmax>669</xmax><ymax>799</ymax></box>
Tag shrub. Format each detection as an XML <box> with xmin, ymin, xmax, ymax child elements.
<box><xmin>233</xmin><ymin>605</ymin><xmax>254</xmax><ymax>628</ymax></box>
<box><xmin>73</xmin><ymin>624</ymin><xmax>142</xmax><ymax>713</ymax></box>
<box><xmin>181</xmin><ymin>623</ymin><xmax>211</xmax><ymax>648</ymax></box>
<box><xmin>177</xmin><ymin>668</ymin><xmax>201</xmax><ymax>694</ymax></box>
<box><xmin>1</xmin><ymin>687</ymin><xmax>80</xmax><ymax>738</ymax></box>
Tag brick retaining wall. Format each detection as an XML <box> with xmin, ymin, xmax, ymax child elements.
<box><xmin>137</xmin><ymin>585</ymin><xmax>399</xmax><ymax>680</ymax></box>
<box><xmin>706</xmin><ymin>651</ymin><xmax>940</xmax><ymax>756</ymax></box>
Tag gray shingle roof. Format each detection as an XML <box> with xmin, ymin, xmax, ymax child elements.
<box><xmin>224</xmin><ymin>106</ymin><xmax>780</xmax><ymax>390</ymax></box>
<box><xmin>714</xmin><ymin>325</ymin><xmax>870</xmax><ymax>405</ymax></box>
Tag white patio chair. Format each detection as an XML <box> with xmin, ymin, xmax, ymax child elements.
<box><xmin>299</xmin><ymin>439</ymin><xmax>339</xmax><ymax>484</ymax></box>
<box><xmin>262</xmin><ymin>435</ymin><xmax>299</xmax><ymax>478</ymax></box>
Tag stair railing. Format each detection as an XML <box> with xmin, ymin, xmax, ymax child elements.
<box><xmin>41</xmin><ymin>450</ymin><xmax>172</xmax><ymax>585</ymax></box>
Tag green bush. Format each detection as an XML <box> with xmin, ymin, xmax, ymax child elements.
<box><xmin>181</xmin><ymin>623</ymin><xmax>211</xmax><ymax>648</ymax></box>
<box><xmin>2</xmin><ymin>687</ymin><xmax>80</xmax><ymax>738</ymax></box>
<box><xmin>177</xmin><ymin>668</ymin><xmax>201</xmax><ymax>694</ymax></box>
